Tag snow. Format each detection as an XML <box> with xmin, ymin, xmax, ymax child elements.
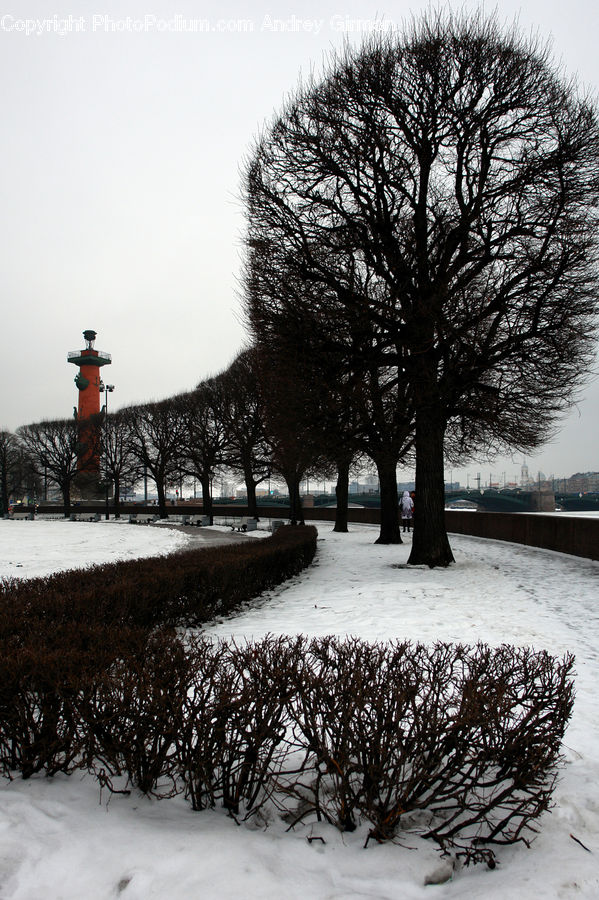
<box><xmin>1</xmin><ymin>519</ymin><xmax>599</xmax><ymax>898</ymax></box>
<box><xmin>0</xmin><ymin>518</ymin><xmax>190</xmax><ymax>580</ymax></box>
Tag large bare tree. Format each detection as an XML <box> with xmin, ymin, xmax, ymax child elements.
<box><xmin>125</xmin><ymin>399</ymin><xmax>187</xmax><ymax>519</ymax></box>
<box><xmin>17</xmin><ymin>419</ymin><xmax>80</xmax><ymax>516</ymax></box>
<box><xmin>244</xmin><ymin>10</ymin><xmax>599</xmax><ymax>566</ymax></box>
<box><xmin>0</xmin><ymin>429</ymin><xmax>20</xmax><ymax>515</ymax></box>
<box><xmin>91</xmin><ymin>410</ymin><xmax>141</xmax><ymax>518</ymax></box>
<box><xmin>178</xmin><ymin>381</ymin><xmax>228</xmax><ymax>525</ymax></box>
<box><xmin>217</xmin><ymin>350</ymin><xmax>272</xmax><ymax>519</ymax></box>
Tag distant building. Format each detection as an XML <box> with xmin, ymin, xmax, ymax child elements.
<box><xmin>350</xmin><ymin>480</ymin><xmax>382</xmax><ymax>494</ymax></box>
<box><xmin>565</xmin><ymin>472</ymin><xmax>599</xmax><ymax>492</ymax></box>
<box><xmin>398</xmin><ymin>481</ymin><xmax>416</xmax><ymax>492</ymax></box>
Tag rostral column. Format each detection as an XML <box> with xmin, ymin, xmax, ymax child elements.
<box><xmin>67</xmin><ymin>329</ymin><xmax>112</xmax><ymax>478</ymax></box>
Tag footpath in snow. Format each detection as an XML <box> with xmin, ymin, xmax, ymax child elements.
<box><xmin>0</xmin><ymin>519</ymin><xmax>598</xmax><ymax>899</ymax></box>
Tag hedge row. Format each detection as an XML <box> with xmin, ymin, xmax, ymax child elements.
<box><xmin>0</xmin><ymin>631</ymin><xmax>574</xmax><ymax>866</ymax></box>
<box><xmin>0</xmin><ymin>526</ymin><xmax>317</xmax><ymax>781</ymax></box>
<box><xmin>0</xmin><ymin>524</ymin><xmax>318</xmax><ymax>638</ymax></box>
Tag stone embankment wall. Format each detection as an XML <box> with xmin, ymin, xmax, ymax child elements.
<box><xmin>34</xmin><ymin>503</ymin><xmax>599</xmax><ymax>562</ymax></box>
<box><xmin>444</xmin><ymin>510</ymin><xmax>599</xmax><ymax>562</ymax></box>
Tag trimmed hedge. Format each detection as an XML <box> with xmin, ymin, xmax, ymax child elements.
<box><xmin>0</xmin><ymin>630</ymin><xmax>574</xmax><ymax>865</ymax></box>
<box><xmin>0</xmin><ymin>526</ymin><xmax>317</xmax><ymax>782</ymax></box>
<box><xmin>276</xmin><ymin>636</ymin><xmax>574</xmax><ymax>863</ymax></box>
<box><xmin>0</xmin><ymin>524</ymin><xmax>318</xmax><ymax>634</ymax></box>
<box><xmin>0</xmin><ymin>526</ymin><xmax>575</xmax><ymax>866</ymax></box>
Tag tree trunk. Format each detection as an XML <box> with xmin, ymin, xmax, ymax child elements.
<box><xmin>334</xmin><ymin>458</ymin><xmax>350</xmax><ymax>533</ymax></box>
<box><xmin>62</xmin><ymin>481</ymin><xmax>71</xmax><ymax>518</ymax></box>
<box><xmin>244</xmin><ymin>466</ymin><xmax>259</xmax><ymax>519</ymax></box>
<box><xmin>201</xmin><ymin>474</ymin><xmax>213</xmax><ymax>525</ymax></box>
<box><xmin>286</xmin><ymin>475</ymin><xmax>304</xmax><ymax>525</ymax></box>
<box><xmin>408</xmin><ymin>405</ymin><xmax>454</xmax><ymax>566</ymax></box>
<box><xmin>375</xmin><ymin>458</ymin><xmax>402</xmax><ymax>544</ymax></box>
<box><xmin>156</xmin><ymin>478</ymin><xmax>168</xmax><ymax>519</ymax></box>
<box><xmin>0</xmin><ymin>471</ymin><xmax>8</xmax><ymax>516</ymax></box>
<box><xmin>114</xmin><ymin>473</ymin><xmax>121</xmax><ymax>519</ymax></box>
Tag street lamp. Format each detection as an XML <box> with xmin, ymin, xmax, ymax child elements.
<box><xmin>99</xmin><ymin>380</ymin><xmax>115</xmax><ymax>519</ymax></box>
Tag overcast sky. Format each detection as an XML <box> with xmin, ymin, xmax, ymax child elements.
<box><xmin>2</xmin><ymin>0</ymin><xmax>598</xmax><ymax>486</ymax></box>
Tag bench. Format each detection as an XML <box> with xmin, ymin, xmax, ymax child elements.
<box><xmin>129</xmin><ymin>513</ymin><xmax>160</xmax><ymax>524</ymax></box>
<box><xmin>231</xmin><ymin>516</ymin><xmax>258</xmax><ymax>533</ymax></box>
<box><xmin>189</xmin><ymin>515</ymin><xmax>211</xmax><ymax>526</ymax></box>
<box><xmin>11</xmin><ymin>511</ymin><xmax>35</xmax><ymax>520</ymax></box>
<box><xmin>70</xmin><ymin>513</ymin><xmax>101</xmax><ymax>522</ymax></box>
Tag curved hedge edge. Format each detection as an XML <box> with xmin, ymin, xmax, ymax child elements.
<box><xmin>0</xmin><ymin>633</ymin><xmax>575</xmax><ymax>870</ymax></box>
<box><xmin>0</xmin><ymin>524</ymin><xmax>318</xmax><ymax>636</ymax></box>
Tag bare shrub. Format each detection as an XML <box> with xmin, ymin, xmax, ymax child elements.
<box><xmin>0</xmin><ymin>623</ymin><xmax>119</xmax><ymax>779</ymax></box>
<box><xmin>176</xmin><ymin>636</ymin><xmax>295</xmax><ymax>817</ymax></box>
<box><xmin>276</xmin><ymin>638</ymin><xmax>574</xmax><ymax>864</ymax></box>
<box><xmin>76</xmin><ymin>629</ymin><xmax>192</xmax><ymax>797</ymax></box>
<box><xmin>0</xmin><ymin>525</ymin><xmax>317</xmax><ymax>631</ymax></box>
<box><xmin>0</xmin><ymin>553</ymin><xmax>574</xmax><ymax>869</ymax></box>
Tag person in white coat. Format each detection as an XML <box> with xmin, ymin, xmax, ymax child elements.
<box><xmin>401</xmin><ymin>490</ymin><xmax>414</xmax><ymax>533</ymax></box>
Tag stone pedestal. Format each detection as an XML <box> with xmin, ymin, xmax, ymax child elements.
<box><xmin>529</xmin><ymin>491</ymin><xmax>555</xmax><ymax>512</ymax></box>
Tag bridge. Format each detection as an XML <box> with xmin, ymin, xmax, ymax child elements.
<box><xmin>307</xmin><ymin>489</ymin><xmax>599</xmax><ymax>513</ymax></box>
<box><xmin>313</xmin><ymin>489</ymin><xmax>557</xmax><ymax>513</ymax></box>
<box><xmin>554</xmin><ymin>492</ymin><xmax>599</xmax><ymax>512</ymax></box>
<box><xmin>445</xmin><ymin>489</ymin><xmax>599</xmax><ymax>512</ymax></box>
<box><xmin>210</xmin><ymin>490</ymin><xmax>599</xmax><ymax>514</ymax></box>
<box><xmin>445</xmin><ymin>489</ymin><xmax>551</xmax><ymax>512</ymax></box>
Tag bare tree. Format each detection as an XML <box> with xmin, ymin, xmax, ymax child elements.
<box><xmin>245</xmin><ymin>245</ymin><xmax>415</xmax><ymax>541</ymax></box>
<box><xmin>218</xmin><ymin>350</ymin><xmax>272</xmax><ymax>519</ymax></box>
<box><xmin>179</xmin><ymin>381</ymin><xmax>228</xmax><ymax>525</ymax></box>
<box><xmin>125</xmin><ymin>399</ymin><xmax>186</xmax><ymax>519</ymax></box>
<box><xmin>91</xmin><ymin>410</ymin><xmax>141</xmax><ymax>518</ymax></box>
<box><xmin>0</xmin><ymin>429</ymin><xmax>20</xmax><ymax>515</ymax></box>
<box><xmin>244</xmin><ymin>10</ymin><xmax>599</xmax><ymax>565</ymax></box>
<box><xmin>17</xmin><ymin>419</ymin><xmax>80</xmax><ymax>516</ymax></box>
<box><xmin>256</xmin><ymin>346</ymin><xmax>330</xmax><ymax>526</ymax></box>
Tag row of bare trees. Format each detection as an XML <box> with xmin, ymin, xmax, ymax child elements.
<box><xmin>6</xmin><ymin>342</ymin><xmax>412</xmax><ymax>537</ymax></box>
<box><xmin>242</xmin><ymin>10</ymin><xmax>599</xmax><ymax>565</ymax></box>
<box><xmin>2</xmin><ymin>348</ymin><xmax>357</xmax><ymax>527</ymax></box>
<box><xmin>5</xmin><ymin>13</ymin><xmax>599</xmax><ymax>566</ymax></box>
<box><xmin>0</xmin><ymin>429</ymin><xmax>42</xmax><ymax>516</ymax></box>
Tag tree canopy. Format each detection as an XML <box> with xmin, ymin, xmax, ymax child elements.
<box><xmin>244</xmin><ymin>10</ymin><xmax>599</xmax><ymax>565</ymax></box>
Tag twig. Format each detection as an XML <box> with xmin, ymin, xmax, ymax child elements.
<box><xmin>570</xmin><ymin>833</ymin><xmax>592</xmax><ymax>853</ymax></box>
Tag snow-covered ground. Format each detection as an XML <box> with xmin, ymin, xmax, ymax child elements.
<box><xmin>1</xmin><ymin>519</ymin><xmax>598</xmax><ymax>898</ymax></box>
<box><xmin>0</xmin><ymin>518</ymin><xmax>190</xmax><ymax>579</ymax></box>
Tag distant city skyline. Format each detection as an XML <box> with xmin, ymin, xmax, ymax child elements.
<box><xmin>1</xmin><ymin>0</ymin><xmax>598</xmax><ymax>482</ymax></box>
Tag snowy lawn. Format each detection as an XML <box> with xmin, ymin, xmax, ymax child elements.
<box><xmin>0</xmin><ymin>518</ymin><xmax>190</xmax><ymax>579</ymax></box>
<box><xmin>0</xmin><ymin>520</ymin><xmax>598</xmax><ymax>898</ymax></box>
